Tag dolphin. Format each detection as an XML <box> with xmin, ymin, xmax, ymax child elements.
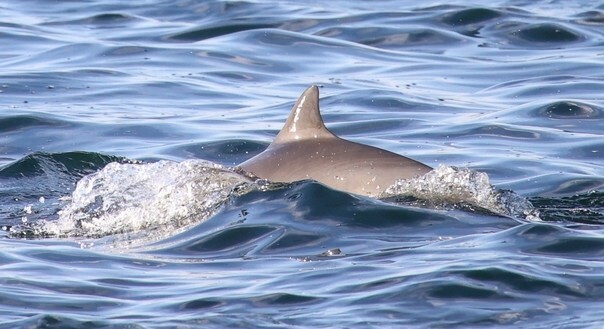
<box><xmin>239</xmin><ymin>85</ymin><xmax>432</xmax><ymax>197</ymax></box>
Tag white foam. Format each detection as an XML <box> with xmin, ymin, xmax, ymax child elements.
<box><xmin>382</xmin><ymin>165</ymin><xmax>540</xmax><ymax>220</ymax></box>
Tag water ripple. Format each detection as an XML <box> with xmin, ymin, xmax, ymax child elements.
<box><xmin>1</xmin><ymin>1</ymin><xmax>603</xmax><ymax>328</ymax></box>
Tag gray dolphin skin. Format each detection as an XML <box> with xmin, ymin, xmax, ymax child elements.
<box><xmin>239</xmin><ymin>85</ymin><xmax>432</xmax><ymax>197</ymax></box>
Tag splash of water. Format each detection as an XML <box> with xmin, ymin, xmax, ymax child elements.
<box><xmin>17</xmin><ymin>162</ymin><xmax>539</xmax><ymax>242</ymax></box>
<box><xmin>38</xmin><ymin>160</ymin><xmax>251</xmax><ymax>238</ymax></box>
<box><xmin>382</xmin><ymin>165</ymin><xmax>540</xmax><ymax>220</ymax></box>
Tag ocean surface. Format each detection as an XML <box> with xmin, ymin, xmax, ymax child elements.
<box><xmin>1</xmin><ymin>0</ymin><xmax>603</xmax><ymax>328</ymax></box>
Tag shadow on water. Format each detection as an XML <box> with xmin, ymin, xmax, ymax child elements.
<box><xmin>147</xmin><ymin>180</ymin><xmax>520</xmax><ymax>260</ymax></box>
<box><xmin>530</xmin><ymin>192</ymin><xmax>604</xmax><ymax>225</ymax></box>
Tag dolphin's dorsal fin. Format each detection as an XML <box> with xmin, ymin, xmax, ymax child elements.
<box><xmin>274</xmin><ymin>85</ymin><xmax>336</xmax><ymax>143</ymax></box>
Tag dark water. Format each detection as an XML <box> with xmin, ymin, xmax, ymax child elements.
<box><xmin>1</xmin><ymin>1</ymin><xmax>604</xmax><ymax>328</ymax></box>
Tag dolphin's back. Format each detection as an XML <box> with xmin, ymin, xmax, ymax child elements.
<box><xmin>239</xmin><ymin>85</ymin><xmax>431</xmax><ymax>197</ymax></box>
<box><xmin>241</xmin><ymin>137</ymin><xmax>431</xmax><ymax>196</ymax></box>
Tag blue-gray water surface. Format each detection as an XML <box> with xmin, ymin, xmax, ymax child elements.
<box><xmin>1</xmin><ymin>1</ymin><xmax>604</xmax><ymax>328</ymax></box>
